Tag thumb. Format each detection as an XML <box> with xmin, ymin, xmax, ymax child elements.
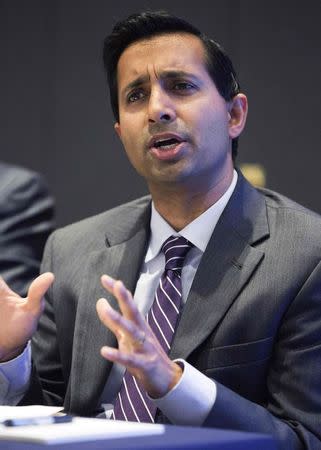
<box><xmin>27</xmin><ymin>272</ymin><xmax>55</xmax><ymax>310</ymax></box>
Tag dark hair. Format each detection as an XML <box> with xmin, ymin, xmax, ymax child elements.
<box><xmin>103</xmin><ymin>11</ymin><xmax>241</xmax><ymax>159</ymax></box>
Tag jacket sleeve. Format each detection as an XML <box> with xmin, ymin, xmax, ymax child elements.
<box><xmin>20</xmin><ymin>231</ymin><xmax>66</xmax><ymax>407</ymax></box>
<box><xmin>203</xmin><ymin>260</ymin><xmax>321</xmax><ymax>450</ymax></box>
<box><xmin>0</xmin><ymin>165</ymin><xmax>54</xmax><ymax>296</ymax></box>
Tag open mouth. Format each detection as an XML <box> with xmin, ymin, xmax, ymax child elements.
<box><xmin>154</xmin><ymin>138</ymin><xmax>181</xmax><ymax>149</ymax></box>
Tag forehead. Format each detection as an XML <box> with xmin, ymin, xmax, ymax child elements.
<box><xmin>117</xmin><ymin>33</ymin><xmax>209</xmax><ymax>87</ymax></box>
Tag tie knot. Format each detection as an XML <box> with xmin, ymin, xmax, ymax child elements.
<box><xmin>162</xmin><ymin>235</ymin><xmax>193</xmax><ymax>273</ymax></box>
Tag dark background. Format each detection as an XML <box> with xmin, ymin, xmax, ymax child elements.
<box><xmin>1</xmin><ymin>0</ymin><xmax>320</xmax><ymax>227</ymax></box>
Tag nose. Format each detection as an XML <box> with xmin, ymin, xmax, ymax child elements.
<box><xmin>147</xmin><ymin>88</ymin><xmax>176</xmax><ymax>124</ymax></box>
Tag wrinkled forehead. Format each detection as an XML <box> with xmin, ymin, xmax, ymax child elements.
<box><xmin>116</xmin><ymin>33</ymin><xmax>208</xmax><ymax>86</ymax></box>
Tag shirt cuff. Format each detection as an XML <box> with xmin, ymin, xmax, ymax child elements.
<box><xmin>152</xmin><ymin>359</ymin><xmax>216</xmax><ymax>426</ymax></box>
<box><xmin>0</xmin><ymin>342</ymin><xmax>31</xmax><ymax>405</ymax></box>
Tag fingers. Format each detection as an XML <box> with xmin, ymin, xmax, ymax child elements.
<box><xmin>96</xmin><ymin>297</ymin><xmax>122</xmax><ymax>339</ymax></box>
<box><xmin>100</xmin><ymin>345</ymin><xmax>145</xmax><ymax>370</ymax></box>
<box><xmin>97</xmin><ymin>275</ymin><xmax>180</xmax><ymax>398</ymax></box>
<box><xmin>27</xmin><ymin>272</ymin><xmax>55</xmax><ymax>311</ymax></box>
<box><xmin>101</xmin><ymin>275</ymin><xmax>145</xmax><ymax>327</ymax></box>
<box><xmin>96</xmin><ymin>297</ymin><xmax>145</xmax><ymax>343</ymax></box>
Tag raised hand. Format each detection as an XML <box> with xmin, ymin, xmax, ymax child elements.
<box><xmin>96</xmin><ymin>274</ymin><xmax>182</xmax><ymax>399</ymax></box>
<box><xmin>0</xmin><ymin>272</ymin><xmax>54</xmax><ymax>362</ymax></box>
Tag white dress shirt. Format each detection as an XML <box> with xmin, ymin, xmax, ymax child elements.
<box><xmin>0</xmin><ymin>171</ymin><xmax>238</xmax><ymax>425</ymax></box>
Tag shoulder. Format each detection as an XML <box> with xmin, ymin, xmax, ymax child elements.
<box><xmin>0</xmin><ymin>162</ymin><xmax>50</xmax><ymax>201</ymax></box>
<box><xmin>54</xmin><ymin>195</ymin><xmax>151</xmax><ymax>236</ymax></box>
<box><xmin>45</xmin><ymin>195</ymin><xmax>151</xmax><ymax>257</ymax></box>
<box><xmin>257</xmin><ymin>187</ymin><xmax>321</xmax><ymax>261</ymax></box>
<box><xmin>259</xmin><ymin>187</ymin><xmax>321</xmax><ymax>232</ymax></box>
<box><xmin>0</xmin><ymin>161</ymin><xmax>46</xmax><ymax>185</ymax></box>
<box><xmin>0</xmin><ymin>162</ymin><xmax>53</xmax><ymax>219</ymax></box>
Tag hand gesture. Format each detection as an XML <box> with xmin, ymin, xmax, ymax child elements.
<box><xmin>0</xmin><ymin>272</ymin><xmax>54</xmax><ymax>362</ymax></box>
<box><xmin>96</xmin><ymin>275</ymin><xmax>182</xmax><ymax>399</ymax></box>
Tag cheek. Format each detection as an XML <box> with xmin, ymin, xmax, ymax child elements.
<box><xmin>201</xmin><ymin>105</ymin><xmax>229</xmax><ymax>136</ymax></box>
<box><xmin>195</xmin><ymin>112</ymin><xmax>230</xmax><ymax>161</ymax></box>
<box><xmin>119</xmin><ymin>112</ymin><xmax>144</xmax><ymax>142</ymax></box>
<box><xmin>207</xmin><ymin>116</ymin><xmax>229</xmax><ymax>137</ymax></box>
<box><xmin>184</xmin><ymin>99</ymin><xmax>228</xmax><ymax>133</ymax></box>
<box><xmin>118</xmin><ymin>121</ymin><xmax>135</xmax><ymax>150</ymax></box>
<box><xmin>120</xmin><ymin>130</ymin><xmax>144</xmax><ymax>168</ymax></box>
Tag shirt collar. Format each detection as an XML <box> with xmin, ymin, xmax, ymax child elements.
<box><xmin>145</xmin><ymin>170</ymin><xmax>238</xmax><ymax>262</ymax></box>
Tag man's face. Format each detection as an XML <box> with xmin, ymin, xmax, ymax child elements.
<box><xmin>115</xmin><ymin>33</ymin><xmax>243</xmax><ymax>192</ymax></box>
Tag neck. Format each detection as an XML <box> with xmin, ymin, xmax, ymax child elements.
<box><xmin>148</xmin><ymin>169</ymin><xmax>234</xmax><ymax>231</ymax></box>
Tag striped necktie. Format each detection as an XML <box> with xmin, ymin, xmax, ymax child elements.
<box><xmin>112</xmin><ymin>235</ymin><xmax>193</xmax><ymax>422</ymax></box>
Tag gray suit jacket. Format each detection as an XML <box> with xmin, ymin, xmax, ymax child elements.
<box><xmin>27</xmin><ymin>174</ymin><xmax>321</xmax><ymax>449</ymax></box>
<box><xmin>0</xmin><ymin>162</ymin><xmax>54</xmax><ymax>296</ymax></box>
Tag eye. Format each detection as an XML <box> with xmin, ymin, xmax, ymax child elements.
<box><xmin>172</xmin><ymin>81</ymin><xmax>196</xmax><ymax>92</ymax></box>
<box><xmin>127</xmin><ymin>89</ymin><xmax>145</xmax><ymax>103</ymax></box>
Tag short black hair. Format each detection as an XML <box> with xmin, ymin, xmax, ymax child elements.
<box><xmin>103</xmin><ymin>10</ymin><xmax>241</xmax><ymax>160</ymax></box>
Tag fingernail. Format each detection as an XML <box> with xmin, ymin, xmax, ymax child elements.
<box><xmin>102</xmin><ymin>274</ymin><xmax>115</xmax><ymax>288</ymax></box>
<box><xmin>101</xmin><ymin>347</ymin><xmax>115</xmax><ymax>358</ymax></box>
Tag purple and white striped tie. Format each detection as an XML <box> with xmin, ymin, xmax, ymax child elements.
<box><xmin>112</xmin><ymin>235</ymin><xmax>193</xmax><ymax>422</ymax></box>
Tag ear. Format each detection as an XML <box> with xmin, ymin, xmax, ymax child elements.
<box><xmin>228</xmin><ymin>93</ymin><xmax>248</xmax><ymax>139</ymax></box>
<box><xmin>114</xmin><ymin>122</ymin><xmax>122</xmax><ymax>139</ymax></box>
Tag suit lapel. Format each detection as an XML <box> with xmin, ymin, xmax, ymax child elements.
<box><xmin>69</xmin><ymin>202</ymin><xmax>150</xmax><ymax>415</ymax></box>
<box><xmin>170</xmin><ymin>174</ymin><xmax>270</xmax><ymax>360</ymax></box>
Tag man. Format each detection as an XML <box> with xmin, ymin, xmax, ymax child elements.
<box><xmin>0</xmin><ymin>11</ymin><xmax>320</xmax><ymax>450</ymax></box>
<box><xmin>0</xmin><ymin>162</ymin><xmax>54</xmax><ymax>296</ymax></box>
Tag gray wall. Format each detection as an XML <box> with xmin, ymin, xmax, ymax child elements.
<box><xmin>1</xmin><ymin>0</ymin><xmax>320</xmax><ymax>226</ymax></box>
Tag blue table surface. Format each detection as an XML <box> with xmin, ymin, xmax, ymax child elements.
<box><xmin>0</xmin><ymin>424</ymin><xmax>277</xmax><ymax>450</ymax></box>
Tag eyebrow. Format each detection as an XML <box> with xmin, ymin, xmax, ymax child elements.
<box><xmin>122</xmin><ymin>75</ymin><xmax>149</xmax><ymax>97</ymax></box>
<box><xmin>121</xmin><ymin>70</ymin><xmax>200</xmax><ymax>97</ymax></box>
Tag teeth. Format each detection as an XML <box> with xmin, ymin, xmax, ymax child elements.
<box><xmin>155</xmin><ymin>138</ymin><xmax>179</xmax><ymax>148</ymax></box>
<box><xmin>160</xmin><ymin>143</ymin><xmax>175</xmax><ymax>149</ymax></box>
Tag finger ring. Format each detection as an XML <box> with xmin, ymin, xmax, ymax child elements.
<box><xmin>137</xmin><ymin>333</ymin><xmax>146</xmax><ymax>345</ymax></box>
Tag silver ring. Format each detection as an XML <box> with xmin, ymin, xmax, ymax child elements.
<box><xmin>137</xmin><ymin>332</ymin><xmax>146</xmax><ymax>345</ymax></box>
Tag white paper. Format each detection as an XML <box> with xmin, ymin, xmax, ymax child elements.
<box><xmin>0</xmin><ymin>405</ymin><xmax>63</xmax><ymax>420</ymax></box>
<box><xmin>0</xmin><ymin>417</ymin><xmax>165</xmax><ymax>444</ymax></box>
